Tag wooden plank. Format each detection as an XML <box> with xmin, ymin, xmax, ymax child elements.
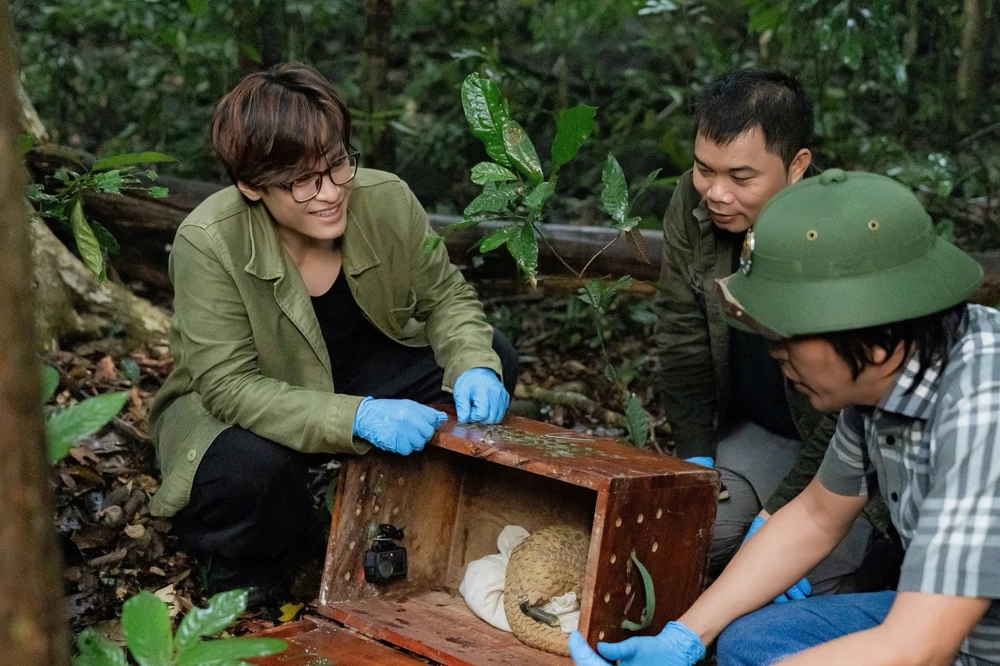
<box><xmin>248</xmin><ymin>617</ymin><xmax>429</xmax><ymax>665</ymax></box>
<box><xmin>578</xmin><ymin>482</ymin><xmax>718</xmax><ymax>646</ymax></box>
<box><xmin>324</xmin><ymin>589</ymin><xmax>572</xmax><ymax>666</ymax></box>
<box><xmin>431</xmin><ymin>407</ymin><xmax>716</xmax><ymax>492</ymax></box>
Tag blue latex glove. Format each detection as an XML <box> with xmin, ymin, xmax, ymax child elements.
<box><xmin>685</xmin><ymin>456</ymin><xmax>715</xmax><ymax>469</ymax></box>
<box><xmin>741</xmin><ymin>513</ymin><xmax>813</xmax><ymax>603</ymax></box>
<box><xmin>567</xmin><ymin>622</ymin><xmax>706</xmax><ymax>666</ymax></box>
<box><xmin>453</xmin><ymin>367</ymin><xmax>509</xmax><ymax>424</ymax></box>
<box><xmin>352</xmin><ymin>397</ymin><xmax>448</xmax><ymax>456</ymax></box>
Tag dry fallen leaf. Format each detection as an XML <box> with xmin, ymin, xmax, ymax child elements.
<box><xmin>124</xmin><ymin>523</ymin><xmax>146</xmax><ymax>539</ymax></box>
<box><xmin>278</xmin><ymin>602</ymin><xmax>304</xmax><ymax>622</ymax></box>
<box><xmin>94</xmin><ymin>356</ymin><xmax>118</xmax><ymax>383</ymax></box>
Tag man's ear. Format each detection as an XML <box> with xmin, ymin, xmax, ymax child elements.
<box><xmin>236</xmin><ymin>181</ymin><xmax>263</xmax><ymax>201</ymax></box>
<box><xmin>787</xmin><ymin>148</ymin><xmax>812</xmax><ymax>185</ymax></box>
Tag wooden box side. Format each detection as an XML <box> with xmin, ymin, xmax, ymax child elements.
<box><xmin>432</xmin><ymin>409</ymin><xmax>715</xmax><ymax>492</ymax></box>
<box><xmin>578</xmin><ymin>480</ymin><xmax>718</xmax><ymax>646</ymax></box>
<box><xmin>319</xmin><ymin>446</ymin><xmax>464</xmax><ymax>609</ymax></box>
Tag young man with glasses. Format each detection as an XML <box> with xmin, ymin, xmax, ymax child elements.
<box><xmin>148</xmin><ymin>63</ymin><xmax>516</xmax><ymax>602</ymax></box>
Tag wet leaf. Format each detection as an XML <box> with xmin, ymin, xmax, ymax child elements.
<box><xmin>92</xmin><ymin>152</ymin><xmax>175</xmax><ymax>172</ymax></box>
<box><xmin>502</xmin><ymin>119</ymin><xmax>543</xmax><ymax>185</ymax></box>
<box><xmin>478</xmin><ymin>224</ymin><xmax>520</xmax><ymax>253</ymax></box>
<box><xmin>601</xmin><ymin>154</ymin><xmax>628</xmax><ymax>226</ymax></box>
<box><xmin>624</xmin><ymin>393</ymin><xmax>649</xmax><ymax>449</ymax></box>
<box><xmin>470</xmin><ymin>162</ymin><xmax>518</xmax><ymax>185</ymax></box>
<box><xmin>461</xmin><ymin>74</ymin><xmax>511</xmax><ymax>166</ymax></box>
<box><xmin>507</xmin><ymin>222</ymin><xmax>539</xmax><ymax>283</ymax></box>
<box><xmin>121</xmin><ymin>591</ymin><xmax>172</xmax><ymax>666</ymax></box>
<box><xmin>74</xmin><ymin>627</ymin><xmax>127</xmax><ymax>666</ymax></box>
<box><xmin>463</xmin><ymin>182</ymin><xmax>517</xmax><ymax>217</ymax></box>
<box><xmin>550</xmin><ymin>105</ymin><xmax>596</xmax><ymax>173</ymax></box>
<box><xmin>174</xmin><ymin>590</ymin><xmax>248</xmax><ymax>654</ymax></box>
<box><xmin>176</xmin><ymin>637</ymin><xmax>287</xmax><ymax>665</ymax></box>
<box><xmin>70</xmin><ymin>200</ymin><xmax>105</xmax><ymax>280</ymax></box>
<box><xmin>41</xmin><ymin>365</ymin><xmax>60</xmax><ymax>403</ymax></box>
<box><xmin>524</xmin><ymin>179</ymin><xmax>556</xmax><ymax>212</ymax></box>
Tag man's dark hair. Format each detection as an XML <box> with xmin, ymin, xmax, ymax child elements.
<box><xmin>819</xmin><ymin>303</ymin><xmax>968</xmax><ymax>390</ymax></box>
<box><xmin>693</xmin><ymin>69</ymin><xmax>814</xmax><ymax>168</ymax></box>
<box><xmin>211</xmin><ymin>63</ymin><xmax>352</xmax><ymax>188</ymax></box>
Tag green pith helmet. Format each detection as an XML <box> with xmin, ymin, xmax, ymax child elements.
<box><xmin>715</xmin><ymin>169</ymin><xmax>983</xmax><ymax>339</ymax></box>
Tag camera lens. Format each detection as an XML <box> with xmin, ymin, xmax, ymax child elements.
<box><xmin>378</xmin><ymin>559</ymin><xmax>395</xmax><ymax>579</ymax></box>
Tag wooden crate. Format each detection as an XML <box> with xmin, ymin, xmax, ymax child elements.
<box><xmin>297</xmin><ymin>409</ymin><xmax>718</xmax><ymax>666</ymax></box>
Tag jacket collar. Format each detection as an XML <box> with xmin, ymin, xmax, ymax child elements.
<box><xmin>243</xmin><ymin>202</ymin><xmax>381</xmax><ymax>280</ymax></box>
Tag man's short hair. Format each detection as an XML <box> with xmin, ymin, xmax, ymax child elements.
<box><xmin>693</xmin><ymin>69</ymin><xmax>814</xmax><ymax>168</ymax></box>
<box><xmin>211</xmin><ymin>63</ymin><xmax>352</xmax><ymax>188</ymax></box>
<box><xmin>819</xmin><ymin>303</ymin><xmax>968</xmax><ymax>390</ymax></box>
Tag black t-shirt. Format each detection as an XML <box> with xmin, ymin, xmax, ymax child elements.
<box><xmin>728</xmin><ymin>235</ymin><xmax>800</xmax><ymax>440</ymax></box>
<box><xmin>310</xmin><ymin>275</ymin><xmax>444</xmax><ymax>401</ymax></box>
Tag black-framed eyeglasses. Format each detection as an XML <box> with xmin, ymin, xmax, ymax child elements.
<box><xmin>281</xmin><ymin>152</ymin><xmax>360</xmax><ymax>203</ymax></box>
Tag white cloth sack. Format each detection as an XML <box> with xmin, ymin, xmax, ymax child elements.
<box><xmin>459</xmin><ymin>525</ymin><xmax>580</xmax><ymax>634</ymax></box>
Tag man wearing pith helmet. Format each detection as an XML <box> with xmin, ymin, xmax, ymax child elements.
<box><xmin>569</xmin><ymin>169</ymin><xmax>1000</xmax><ymax>665</ymax></box>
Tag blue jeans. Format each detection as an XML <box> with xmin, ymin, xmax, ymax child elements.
<box><xmin>717</xmin><ymin>591</ymin><xmax>896</xmax><ymax>666</ymax></box>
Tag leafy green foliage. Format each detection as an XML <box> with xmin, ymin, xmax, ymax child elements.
<box><xmin>623</xmin><ymin>392</ymin><xmax>649</xmax><ymax>449</ymax></box>
<box><xmin>46</xmin><ymin>391</ymin><xmax>129</xmax><ymax>463</ymax></box>
<box><xmin>551</xmin><ymin>105</ymin><xmax>597</xmax><ymax>174</ymax></box>
<box><xmin>73</xmin><ymin>590</ymin><xmax>286</xmax><ymax>666</ymax></box>
<box><xmin>41</xmin><ymin>365</ymin><xmax>60</xmax><ymax>403</ymax></box>
<box><xmin>27</xmin><ymin>151</ymin><xmax>174</xmax><ymax>280</ymax></box>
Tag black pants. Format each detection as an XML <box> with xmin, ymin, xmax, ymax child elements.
<box><xmin>171</xmin><ymin>330</ymin><xmax>518</xmax><ymax>561</ymax></box>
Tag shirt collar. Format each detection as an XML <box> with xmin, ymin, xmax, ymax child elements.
<box><xmin>693</xmin><ymin>198</ymin><xmax>712</xmax><ymax>224</ymax></box>
<box><xmin>876</xmin><ymin>351</ymin><xmax>942</xmax><ymax>420</ymax></box>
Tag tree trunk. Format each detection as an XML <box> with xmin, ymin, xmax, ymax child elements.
<box><xmin>0</xmin><ymin>3</ymin><xmax>71</xmax><ymax>663</ymax></box>
<box><xmin>956</xmin><ymin>0</ymin><xmax>990</xmax><ymax>133</ymax></box>
<box><xmin>360</xmin><ymin>0</ymin><xmax>396</xmax><ymax>172</ymax></box>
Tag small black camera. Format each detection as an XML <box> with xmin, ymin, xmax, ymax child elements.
<box><xmin>363</xmin><ymin>523</ymin><xmax>407</xmax><ymax>584</ymax></box>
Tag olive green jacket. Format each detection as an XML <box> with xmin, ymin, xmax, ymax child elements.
<box><xmin>148</xmin><ymin>169</ymin><xmax>501</xmax><ymax>517</ymax></box>
<box><xmin>652</xmin><ymin>170</ymin><xmax>889</xmax><ymax>528</ymax></box>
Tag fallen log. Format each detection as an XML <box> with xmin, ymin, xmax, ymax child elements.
<box><xmin>25</xmin><ymin>148</ymin><xmax>1000</xmax><ymax>308</ymax></box>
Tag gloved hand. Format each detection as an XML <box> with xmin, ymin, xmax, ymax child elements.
<box><xmin>741</xmin><ymin>513</ymin><xmax>813</xmax><ymax>603</ymax></box>
<box><xmin>684</xmin><ymin>456</ymin><xmax>715</xmax><ymax>469</ymax></box>
<box><xmin>352</xmin><ymin>397</ymin><xmax>448</xmax><ymax>456</ymax></box>
<box><xmin>567</xmin><ymin>622</ymin><xmax>706</xmax><ymax>666</ymax></box>
<box><xmin>453</xmin><ymin>367</ymin><xmax>509</xmax><ymax>424</ymax></box>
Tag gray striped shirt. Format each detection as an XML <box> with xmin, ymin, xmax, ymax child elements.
<box><xmin>820</xmin><ymin>304</ymin><xmax>1000</xmax><ymax>665</ymax></box>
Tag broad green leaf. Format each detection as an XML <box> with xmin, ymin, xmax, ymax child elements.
<box><xmin>470</xmin><ymin>162</ymin><xmax>518</xmax><ymax>185</ymax></box>
<box><xmin>18</xmin><ymin>133</ymin><xmax>35</xmax><ymax>155</ymax></box>
<box><xmin>550</xmin><ymin>105</ymin><xmax>596</xmax><ymax>173</ymax></box>
<box><xmin>90</xmin><ymin>220</ymin><xmax>121</xmax><ymax>256</ymax></box>
<box><xmin>841</xmin><ymin>21</ymin><xmax>863</xmax><ymax>71</ymax></box>
<box><xmin>122</xmin><ymin>591</ymin><xmax>173</xmax><ymax>666</ymax></box>
<box><xmin>461</xmin><ymin>74</ymin><xmax>511</xmax><ymax>166</ymax></box>
<box><xmin>92</xmin><ymin>170</ymin><xmax>123</xmax><ymax>195</ymax></box>
<box><xmin>174</xmin><ymin>590</ymin><xmax>248</xmax><ymax>654</ymax></box>
<box><xmin>478</xmin><ymin>225</ymin><xmax>520</xmax><ymax>253</ymax></box>
<box><xmin>525</xmin><ymin>179</ymin><xmax>557</xmax><ymax>212</ymax></box>
<box><xmin>41</xmin><ymin>365</ymin><xmax>60</xmax><ymax>403</ymax></box>
<box><xmin>187</xmin><ymin>0</ymin><xmax>208</xmax><ymax>18</ymax></box>
<box><xmin>577</xmin><ymin>279</ymin><xmax>604</xmax><ymax>310</ymax></box>
<box><xmin>74</xmin><ymin>628</ymin><xmax>128</xmax><ymax>666</ymax></box>
<box><xmin>92</xmin><ymin>152</ymin><xmax>175</xmax><ymax>171</ymax></box>
<box><xmin>507</xmin><ymin>222</ymin><xmax>539</xmax><ymax>281</ymax></box>
<box><xmin>601</xmin><ymin>154</ymin><xmax>628</xmax><ymax>226</ymax></box>
<box><xmin>147</xmin><ymin>187</ymin><xmax>169</xmax><ymax>199</ymax></box>
<box><xmin>502</xmin><ymin>120</ymin><xmax>543</xmax><ymax>185</ymax></box>
<box><xmin>624</xmin><ymin>393</ymin><xmax>649</xmax><ymax>449</ymax></box>
<box><xmin>176</xmin><ymin>637</ymin><xmax>287</xmax><ymax>666</ymax></box>
<box><xmin>463</xmin><ymin>182</ymin><xmax>517</xmax><ymax>217</ymax></box>
<box><xmin>46</xmin><ymin>392</ymin><xmax>129</xmax><ymax>463</ymax></box>
<box><xmin>70</xmin><ymin>200</ymin><xmax>105</xmax><ymax>280</ymax></box>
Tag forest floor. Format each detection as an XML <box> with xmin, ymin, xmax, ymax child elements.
<box><xmin>49</xmin><ymin>276</ymin><xmax>667</xmax><ymax>646</ymax></box>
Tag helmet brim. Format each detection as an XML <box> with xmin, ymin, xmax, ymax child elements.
<box><xmin>717</xmin><ymin>238</ymin><xmax>983</xmax><ymax>338</ymax></box>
